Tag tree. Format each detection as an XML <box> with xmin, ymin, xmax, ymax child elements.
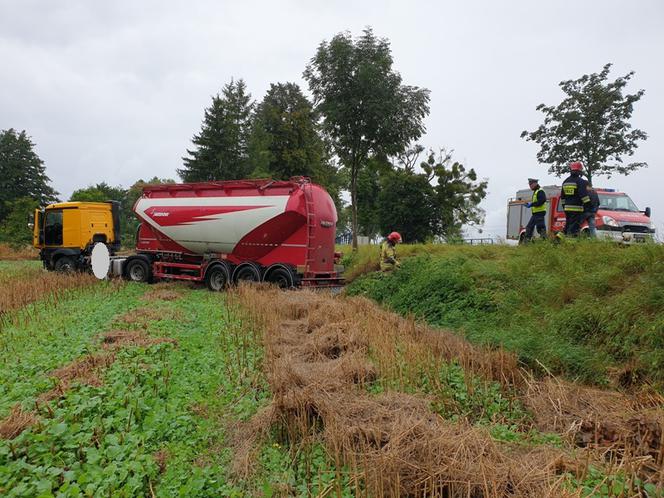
<box><xmin>0</xmin><ymin>129</ymin><xmax>58</xmax><ymax>223</ymax></box>
<box><xmin>124</xmin><ymin>177</ymin><xmax>175</xmax><ymax>244</ymax></box>
<box><xmin>179</xmin><ymin>79</ymin><xmax>254</xmax><ymax>182</ymax></box>
<box><xmin>248</xmin><ymin>82</ymin><xmax>342</xmax><ymax>203</ymax></box>
<box><xmin>356</xmin><ymin>156</ymin><xmax>390</xmax><ymax>237</ymax></box>
<box><xmin>421</xmin><ymin>149</ymin><xmax>488</xmax><ymax>238</ymax></box>
<box><xmin>70</xmin><ymin>182</ymin><xmax>126</xmax><ymax>203</ymax></box>
<box><xmin>304</xmin><ymin>28</ymin><xmax>430</xmax><ymax>250</ymax></box>
<box><xmin>377</xmin><ymin>169</ymin><xmax>439</xmax><ymax>243</ymax></box>
<box><xmin>0</xmin><ymin>197</ymin><xmax>39</xmax><ymax>247</ymax></box>
<box><xmin>250</xmin><ymin>83</ymin><xmax>324</xmax><ymax>179</ymax></box>
<box><xmin>521</xmin><ymin>64</ymin><xmax>647</xmax><ymax>185</ymax></box>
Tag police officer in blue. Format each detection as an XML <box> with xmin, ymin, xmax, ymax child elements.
<box><xmin>524</xmin><ymin>178</ymin><xmax>547</xmax><ymax>241</ymax></box>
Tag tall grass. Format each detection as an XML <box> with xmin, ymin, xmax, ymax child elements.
<box><xmin>0</xmin><ymin>244</ymin><xmax>38</xmax><ymax>261</ymax></box>
<box><xmin>0</xmin><ymin>268</ymin><xmax>97</xmax><ymax>326</ymax></box>
<box><xmin>346</xmin><ymin>241</ymin><xmax>664</xmax><ymax>387</ymax></box>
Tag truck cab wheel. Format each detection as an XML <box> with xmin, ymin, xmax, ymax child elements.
<box><xmin>54</xmin><ymin>256</ymin><xmax>76</xmax><ymax>273</ymax></box>
<box><xmin>125</xmin><ymin>259</ymin><xmax>150</xmax><ymax>283</ymax></box>
<box><xmin>205</xmin><ymin>265</ymin><xmax>229</xmax><ymax>291</ymax></box>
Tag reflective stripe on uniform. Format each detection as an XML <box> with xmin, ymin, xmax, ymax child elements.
<box><xmin>581</xmin><ymin>196</ymin><xmax>590</xmax><ymax>203</ymax></box>
<box><xmin>564</xmin><ymin>205</ymin><xmax>584</xmax><ymax>212</ymax></box>
<box><xmin>562</xmin><ymin>182</ymin><xmax>577</xmax><ymax>196</ymax></box>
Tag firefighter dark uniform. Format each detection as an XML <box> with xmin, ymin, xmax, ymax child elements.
<box><xmin>561</xmin><ymin>166</ymin><xmax>591</xmax><ymax>236</ymax></box>
<box><xmin>524</xmin><ymin>179</ymin><xmax>547</xmax><ymax>241</ymax></box>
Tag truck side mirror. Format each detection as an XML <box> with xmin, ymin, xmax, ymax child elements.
<box><xmin>644</xmin><ymin>207</ymin><xmax>651</xmax><ymax>218</ymax></box>
<box><xmin>27</xmin><ymin>213</ymin><xmax>34</xmax><ymax>230</ymax></box>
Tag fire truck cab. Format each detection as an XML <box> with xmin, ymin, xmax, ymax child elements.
<box><xmin>507</xmin><ymin>186</ymin><xmax>655</xmax><ymax>243</ymax></box>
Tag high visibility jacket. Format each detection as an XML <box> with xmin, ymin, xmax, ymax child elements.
<box><xmin>380</xmin><ymin>241</ymin><xmax>399</xmax><ymax>271</ymax></box>
<box><xmin>531</xmin><ymin>188</ymin><xmax>547</xmax><ymax>214</ymax></box>
<box><xmin>561</xmin><ymin>174</ymin><xmax>591</xmax><ymax>213</ymax></box>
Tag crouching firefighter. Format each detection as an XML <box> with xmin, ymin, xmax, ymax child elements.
<box><xmin>523</xmin><ymin>178</ymin><xmax>547</xmax><ymax>242</ymax></box>
<box><xmin>561</xmin><ymin>162</ymin><xmax>591</xmax><ymax>236</ymax></box>
<box><xmin>380</xmin><ymin>232</ymin><xmax>402</xmax><ymax>271</ymax></box>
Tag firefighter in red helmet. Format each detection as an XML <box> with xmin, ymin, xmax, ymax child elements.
<box><xmin>560</xmin><ymin>161</ymin><xmax>591</xmax><ymax>236</ymax></box>
<box><xmin>380</xmin><ymin>231</ymin><xmax>402</xmax><ymax>271</ymax></box>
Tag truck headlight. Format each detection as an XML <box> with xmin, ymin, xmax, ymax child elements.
<box><xmin>602</xmin><ymin>215</ymin><xmax>620</xmax><ymax>228</ymax></box>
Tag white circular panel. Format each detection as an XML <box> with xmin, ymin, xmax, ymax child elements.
<box><xmin>91</xmin><ymin>243</ymin><xmax>110</xmax><ymax>280</ymax></box>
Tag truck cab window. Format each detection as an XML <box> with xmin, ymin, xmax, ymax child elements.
<box><xmin>44</xmin><ymin>210</ymin><xmax>63</xmax><ymax>245</ymax></box>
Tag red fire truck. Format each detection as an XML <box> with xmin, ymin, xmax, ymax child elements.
<box><xmin>507</xmin><ymin>185</ymin><xmax>655</xmax><ymax>243</ymax></box>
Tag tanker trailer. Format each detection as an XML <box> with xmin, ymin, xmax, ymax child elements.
<box><xmin>111</xmin><ymin>177</ymin><xmax>343</xmax><ymax>290</ymax></box>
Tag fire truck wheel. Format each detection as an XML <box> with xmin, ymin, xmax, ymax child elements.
<box><xmin>54</xmin><ymin>256</ymin><xmax>76</xmax><ymax>273</ymax></box>
<box><xmin>126</xmin><ymin>259</ymin><xmax>150</xmax><ymax>283</ymax></box>
<box><xmin>206</xmin><ymin>265</ymin><xmax>229</xmax><ymax>291</ymax></box>
<box><xmin>265</xmin><ymin>267</ymin><xmax>294</xmax><ymax>288</ymax></box>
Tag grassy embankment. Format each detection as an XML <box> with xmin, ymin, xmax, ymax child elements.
<box><xmin>343</xmin><ymin>241</ymin><xmax>664</xmax><ymax>388</ymax></box>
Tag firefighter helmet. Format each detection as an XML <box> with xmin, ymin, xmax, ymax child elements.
<box><xmin>569</xmin><ymin>161</ymin><xmax>584</xmax><ymax>172</ymax></box>
<box><xmin>387</xmin><ymin>231</ymin><xmax>402</xmax><ymax>243</ymax></box>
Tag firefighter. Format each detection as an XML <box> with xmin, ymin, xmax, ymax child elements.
<box><xmin>560</xmin><ymin>162</ymin><xmax>591</xmax><ymax>236</ymax></box>
<box><xmin>523</xmin><ymin>178</ymin><xmax>547</xmax><ymax>242</ymax></box>
<box><xmin>380</xmin><ymin>232</ymin><xmax>402</xmax><ymax>271</ymax></box>
<box><xmin>584</xmin><ymin>183</ymin><xmax>600</xmax><ymax>237</ymax></box>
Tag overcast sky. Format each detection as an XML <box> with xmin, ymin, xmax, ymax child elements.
<box><xmin>1</xmin><ymin>0</ymin><xmax>662</xmax><ymax>239</ymax></box>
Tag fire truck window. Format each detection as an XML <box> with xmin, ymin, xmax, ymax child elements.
<box><xmin>44</xmin><ymin>210</ymin><xmax>63</xmax><ymax>245</ymax></box>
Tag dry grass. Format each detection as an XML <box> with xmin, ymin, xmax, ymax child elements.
<box><xmin>524</xmin><ymin>377</ymin><xmax>664</xmax><ymax>480</ymax></box>
<box><xmin>112</xmin><ymin>307</ymin><xmax>183</xmax><ymax>330</ymax></box>
<box><xmin>0</xmin><ymin>244</ymin><xmax>38</xmax><ymax>261</ymax></box>
<box><xmin>140</xmin><ymin>285</ymin><xmax>184</xmax><ymax>302</ymax></box>
<box><xmin>231</xmin><ymin>286</ymin><xmax>577</xmax><ymax>496</ymax></box>
<box><xmin>99</xmin><ymin>329</ymin><xmax>178</xmax><ymax>350</ymax></box>
<box><xmin>230</xmin><ymin>285</ymin><xmax>664</xmax><ymax>495</ymax></box>
<box><xmin>0</xmin><ymin>404</ymin><xmax>38</xmax><ymax>439</ymax></box>
<box><xmin>0</xmin><ymin>270</ymin><xmax>97</xmax><ymax>320</ymax></box>
<box><xmin>37</xmin><ymin>352</ymin><xmax>116</xmax><ymax>403</ymax></box>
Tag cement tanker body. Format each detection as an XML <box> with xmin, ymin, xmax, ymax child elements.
<box><xmin>114</xmin><ymin>177</ymin><xmax>343</xmax><ymax>290</ymax></box>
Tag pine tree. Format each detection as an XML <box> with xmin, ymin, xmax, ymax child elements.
<box><xmin>178</xmin><ymin>79</ymin><xmax>254</xmax><ymax>182</ymax></box>
<box><xmin>0</xmin><ymin>128</ymin><xmax>58</xmax><ymax>223</ymax></box>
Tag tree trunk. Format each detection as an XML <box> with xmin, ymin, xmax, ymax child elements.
<box><xmin>351</xmin><ymin>167</ymin><xmax>358</xmax><ymax>251</ymax></box>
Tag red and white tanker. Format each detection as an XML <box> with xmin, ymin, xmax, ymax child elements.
<box><xmin>111</xmin><ymin>177</ymin><xmax>343</xmax><ymax>290</ymax></box>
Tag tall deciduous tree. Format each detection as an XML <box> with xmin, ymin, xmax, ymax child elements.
<box><xmin>374</xmin><ymin>149</ymin><xmax>487</xmax><ymax>241</ymax></box>
<box><xmin>304</xmin><ymin>28</ymin><xmax>430</xmax><ymax>250</ymax></box>
<box><xmin>422</xmin><ymin>149</ymin><xmax>487</xmax><ymax>238</ymax></box>
<box><xmin>377</xmin><ymin>169</ymin><xmax>439</xmax><ymax>243</ymax></box>
<box><xmin>521</xmin><ymin>64</ymin><xmax>647</xmax><ymax>184</ymax></box>
<box><xmin>0</xmin><ymin>129</ymin><xmax>58</xmax><ymax>223</ymax></box>
<box><xmin>179</xmin><ymin>79</ymin><xmax>254</xmax><ymax>182</ymax></box>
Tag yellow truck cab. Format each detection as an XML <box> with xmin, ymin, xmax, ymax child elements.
<box><xmin>33</xmin><ymin>201</ymin><xmax>121</xmax><ymax>271</ymax></box>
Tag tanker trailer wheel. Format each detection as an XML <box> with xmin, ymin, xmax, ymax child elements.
<box><xmin>125</xmin><ymin>258</ymin><xmax>151</xmax><ymax>283</ymax></box>
<box><xmin>232</xmin><ymin>262</ymin><xmax>261</xmax><ymax>285</ymax></box>
<box><xmin>54</xmin><ymin>256</ymin><xmax>76</xmax><ymax>273</ymax></box>
<box><xmin>205</xmin><ymin>264</ymin><xmax>230</xmax><ymax>291</ymax></box>
<box><xmin>264</xmin><ymin>265</ymin><xmax>294</xmax><ymax>288</ymax></box>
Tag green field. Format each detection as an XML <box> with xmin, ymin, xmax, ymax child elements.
<box><xmin>0</xmin><ymin>258</ymin><xmax>662</xmax><ymax>497</ymax></box>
